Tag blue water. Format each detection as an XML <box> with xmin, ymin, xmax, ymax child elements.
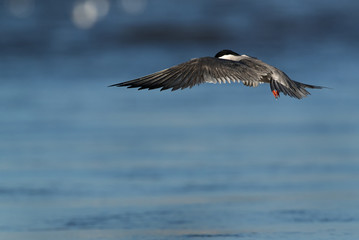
<box><xmin>1</xmin><ymin>0</ymin><xmax>359</xmax><ymax>239</ymax></box>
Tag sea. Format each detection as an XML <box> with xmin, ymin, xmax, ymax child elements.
<box><xmin>1</xmin><ymin>0</ymin><xmax>359</xmax><ymax>239</ymax></box>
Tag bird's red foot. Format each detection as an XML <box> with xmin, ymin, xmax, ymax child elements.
<box><xmin>272</xmin><ymin>90</ymin><xmax>280</xmax><ymax>99</ymax></box>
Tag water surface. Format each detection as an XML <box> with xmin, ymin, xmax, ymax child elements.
<box><xmin>1</xmin><ymin>1</ymin><xmax>359</xmax><ymax>239</ymax></box>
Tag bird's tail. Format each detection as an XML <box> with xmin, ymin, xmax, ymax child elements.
<box><xmin>270</xmin><ymin>79</ymin><xmax>325</xmax><ymax>99</ymax></box>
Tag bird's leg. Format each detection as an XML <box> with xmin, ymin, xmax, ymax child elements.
<box><xmin>272</xmin><ymin>90</ymin><xmax>280</xmax><ymax>99</ymax></box>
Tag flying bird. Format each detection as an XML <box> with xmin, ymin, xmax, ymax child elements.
<box><xmin>109</xmin><ymin>50</ymin><xmax>324</xmax><ymax>99</ymax></box>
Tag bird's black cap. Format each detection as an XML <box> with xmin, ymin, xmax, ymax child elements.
<box><xmin>215</xmin><ymin>49</ymin><xmax>240</xmax><ymax>58</ymax></box>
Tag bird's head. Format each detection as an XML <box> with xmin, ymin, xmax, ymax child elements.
<box><xmin>214</xmin><ymin>49</ymin><xmax>239</xmax><ymax>59</ymax></box>
<box><xmin>215</xmin><ymin>49</ymin><xmax>241</xmax><ymax>60</ymax></box>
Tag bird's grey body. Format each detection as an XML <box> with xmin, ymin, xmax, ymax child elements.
<box><xmin>110</xmin><ymin>50</ymin><xmax>324</xmax><ymax>99</ymax></box>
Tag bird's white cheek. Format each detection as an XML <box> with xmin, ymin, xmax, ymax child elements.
<box><xmin>218</xmin><ymin>55</ymin><xmax>245</xmax><ymax>61</ymax></box>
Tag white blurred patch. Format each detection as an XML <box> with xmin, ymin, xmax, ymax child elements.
<box><xmin>72</xmin><ymin>0</ymin><xmax>110</xmax><ymax>29</ymax></box>
<box><xmin>119</xmin><ymin>0</ymin><xmax>147</xmax><ymax>15</ymax></box>
<box><xmin>5</xmin><ymin>0</ymin><xmax>35</xmax><ymax>18</ymax></box>
<box><xmin>90</xmin><ymin>0</ymin><xmax>110</xmax><ymax>18</ymax></box>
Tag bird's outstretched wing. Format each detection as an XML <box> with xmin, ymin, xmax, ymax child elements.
<box><xmin>109</xmin><ymin>57</ymin><xmax>271</xmax><ymax>91</ymax></box>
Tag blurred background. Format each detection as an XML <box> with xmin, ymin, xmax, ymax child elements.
<box><xmin>1</xmin><ymin>0</ymin><xmax>359</xmax><ymax>239</ymax></box>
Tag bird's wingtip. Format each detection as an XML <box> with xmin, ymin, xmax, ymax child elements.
<box><xmin>108</xmin><ymin>83</ymin><xmax>122</xmax><ymax>87</ymax></box>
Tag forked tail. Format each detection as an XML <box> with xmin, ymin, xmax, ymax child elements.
<box><xmin>270</xmin><ymin>79</ymin><xmax>325</xmax><ymax>99</ymax></box>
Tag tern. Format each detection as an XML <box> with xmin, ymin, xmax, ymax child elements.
<box><xmin>110</xmin><ymin>49</ymin><xmax>324</xmax><ymax>99</ymax></box>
